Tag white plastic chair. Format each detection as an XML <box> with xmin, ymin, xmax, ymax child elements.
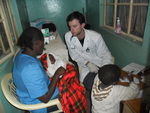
<box><xmin>1</xmin><ymin>73</ymin><xmax>62</xmax><ymax>113</ymax></box>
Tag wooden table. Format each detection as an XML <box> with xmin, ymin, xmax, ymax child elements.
<box><xmin>122</xmin><ymin>98</ymin><xmax>149</xmax><ymax>113</ymax></box>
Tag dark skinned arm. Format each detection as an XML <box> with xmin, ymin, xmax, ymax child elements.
<box><xmin>38</xmin><ymin>66</ymin><xmax>65</xmax><ymax>103</ymax></box>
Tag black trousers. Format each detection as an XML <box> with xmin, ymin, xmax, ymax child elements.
<box><xmin>83</xmin><ymin>72</ymin><xmax>97</xmax><ymax>91</ymax></box>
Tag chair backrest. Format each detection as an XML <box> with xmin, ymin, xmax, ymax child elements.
<box><xmin>1</xmin><ymin>73</ymin><xmax>62</xmax><ymax>113</ymax></box>
<box><xmin>1</xmin><ymin>73</ymin><xmax>22</xmax><ymax>108</ymax></box>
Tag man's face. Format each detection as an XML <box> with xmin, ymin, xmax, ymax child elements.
<box><xmin>68</xmin><ymin>19</ymin><xmax>85</xmax><ymax>37</ymax></box>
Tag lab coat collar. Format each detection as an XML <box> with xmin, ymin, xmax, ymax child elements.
<box><xmin>83</xmin><ymin>29</ymin><xmax>90</xmax><ymax>50</ymax></box>
<box><xmin>71</xmin><ymin>29</ymin><xmax>91</xmax><ymax>50</ymax></box>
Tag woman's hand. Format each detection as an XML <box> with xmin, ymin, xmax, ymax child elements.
<box><xmin>39</xmin><ymin>66</ymin><xmax>66</xmax><ymax>103</ymax></box>
<box><xmin>55</xmin><ymin>66</ymin><xmax>66</xmax><ymax>76</ymax></box>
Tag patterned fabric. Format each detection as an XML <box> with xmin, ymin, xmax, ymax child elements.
<box><xmin>39</xmin><ymin>55</ymin><xmax>88</xmax><ymax>112</ymax></box>
<box><xmin>57</xmin><ymin>63</ymin><xmax>88</xmax><ymax>113</ymax></box>
<box><xmin>38</xmin><ymin>53</ymin><xmax>48</xmax><ymax>71</ymax></box>
<box><xmin>92</xmin><ymin>80</ymin><xmax>113</xmax><ymax>101</ymax></box>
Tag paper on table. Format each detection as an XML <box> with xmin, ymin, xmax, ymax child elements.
<box><xmin>122</xmin><ymin>62</ymin><xmax>145</xmax><ymax>75</ymax></box>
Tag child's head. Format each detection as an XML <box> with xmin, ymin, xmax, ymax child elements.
<box><xmin>48</xmin><ymin>54</ymin><xmax>56</xmax><ymax>64</ymax></box>
<box><xmin>98</xmin><ymin>64</ymin><xmax>121</xmax><ymax>86</ymax></box>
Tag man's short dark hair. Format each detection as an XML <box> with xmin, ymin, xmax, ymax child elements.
<box><xmin>66</xmin><ymin>11</ymin><xmax>85</xmax><ymax>24</ymax></box>
<box><xmin>98</xmin><ymin>64</ymin><xmax>121</xmax><ymax>86</ymax></box>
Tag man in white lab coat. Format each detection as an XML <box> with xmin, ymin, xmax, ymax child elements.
<box><xmin>65</xmin><ymin>11</ymin><xmax>112</xmax><ymax>91</ymax></box>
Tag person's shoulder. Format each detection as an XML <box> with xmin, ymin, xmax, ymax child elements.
<box><xmin>14</xmin><ymin>54</ymin><xmax>39</xmax><ymax>72</ymax></box>
<box><xmin>18</xmin><ymin>53</ymin><xmax>38</xmax><ymax>65</ymax></box>
<box><xmin>85</xmin><ymin>29</ymin><xmax>100</xmax><ymax>34</ymax></box>
<box><xmin>112</xmin><ymin>83</ymin><xmax>138</xmax><ymax>92</ymax></box>
<box><xmin>65</xmin><ymin>31</ymin><xmax>72</xmax><ymax>38</ymax></box>
<box><xmin>109</xmin><ymin>85</ymin><xmax>127</xmax><ymax>96</ymax></box>
<box><xmin>64</xmin><ymin>31</ymin><xmax>72</xmax><ymax>42</ymax></box>
<box><xmin>85</xmin><ymin>29</ymin><xmax>102</xmax><ymax>37</ymax></box>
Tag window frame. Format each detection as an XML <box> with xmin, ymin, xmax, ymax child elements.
<box><xmin>0</xmin><ymin>0</ymin><xmax>18</xmax><ymax>64</ymax></box>
<box><xmin>5</xmin><ymin>0</ymin><xmax>18</xmax><ymax>45</ymax></box>
<box><xmin>101</xmin><ymin>0</ymin><xmax>149</xmax><ymax>42</ymax></box>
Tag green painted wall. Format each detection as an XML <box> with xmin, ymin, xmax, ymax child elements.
<box><xmin>16</xmin><ymin>0</ymin><xmax>30</xmax><ymax>30</ymax></box>
<box><xmin>86</xmin><ymin>0</ymin><xmax>150</xmax><ymax>68</ymax></box>
<box><xmin>86</xmin><ymin>0</ymin><xmax>99</xmax><ymax>31</ymax></box>
<box><xmin>10</xmin><ymin>0</ymin><xmax>23</xmax><ymax>36</ymax></box>
<box><xmin>25</xmin><ymin>0</ymin><xmax>86</xmax><ymax>39</ymax></box>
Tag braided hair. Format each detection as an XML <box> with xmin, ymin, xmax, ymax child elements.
<box><xmin>17</xmin><ymin>27</ymin><xmax>44</xmax><ymax>50</ymax></box>
<box><xmin>98</xmin><ymin>64</ymin><xmax>121</xmax><ymax>86</ymax></box>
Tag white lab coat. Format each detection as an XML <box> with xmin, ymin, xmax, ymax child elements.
<box><xmin>65</xmin><ymin>29</ymin><xmax>112</xmax><ymax>82</ymax></box>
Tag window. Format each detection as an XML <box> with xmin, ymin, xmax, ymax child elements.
<box><xmin>103</xmin><ymin>0</ymin><xmax>149</xmax><ymax>42</ymax></box>
<box><xmin>0</xmin><ymin>0</ymin><xmax>18</xmax><ymax>64</ymax></box>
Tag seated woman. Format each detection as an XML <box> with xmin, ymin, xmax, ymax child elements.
<box><xmin>13</xmin><ymin>27</ymin><xmax>65</xmax><ymax>113</ymax></box>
